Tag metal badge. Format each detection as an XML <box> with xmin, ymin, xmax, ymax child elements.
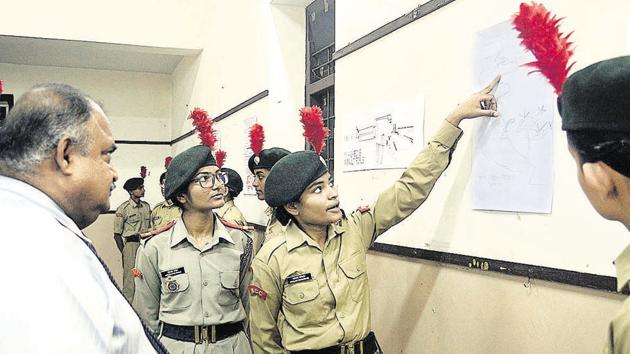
<box><xmin>167</xmin><ymin>280</ymin><xmax>180</xmax><ymax>292</ymax></box>
<box><xmin>254</xmin><ymin>156</ymin><xmax>260</xmax><ymax>165</ymax></box>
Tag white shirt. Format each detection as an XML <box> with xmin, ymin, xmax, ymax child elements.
<box><xmin>0</xmin><ymin>176</ymin><xmax>155</xmax><ymax>354</ymax></box>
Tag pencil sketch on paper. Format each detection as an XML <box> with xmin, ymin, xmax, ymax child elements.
<box><xmin>343</xmin><ymin>98</ymin><xmax>424</xmax><ymax>172</ymax></box>
<box><xmin>472</xmin><ymin>21</ymin><xmax>554</xmax><ymax>213</ymax></box>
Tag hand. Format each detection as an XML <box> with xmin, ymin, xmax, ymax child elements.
<box><xmin>446</xmin><ymin>75</ymin><xmax>500</xmax><ymax>126</ymax></box>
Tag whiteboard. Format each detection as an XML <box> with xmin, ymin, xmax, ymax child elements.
<box><xmin>334</xmin><ymin>0</ymin><xmax>630</xmax><ymax>278</ymax></box>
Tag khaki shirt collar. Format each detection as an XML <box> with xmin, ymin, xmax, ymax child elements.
<box><xmin>223</xmin><ymin>200</ymin><xmax>235</xmax><ymax>208</ymax></box>
<box><xmin>128</xmin><ymin>198</ymin><xmax>143</xmax><ymax>208</ymax></box>
<box><xmin>285</xmin><ymin>219</ymin><xmax>346</xmax><ymax>252</ymax></box>
<box><xmin>616</xmin><ymin>243</ymin><xmax>630</xmax><ymax>291</ymax></box>
<box><xmin>170</xmin><ymin>214</ymin><xmax>236</xmax><ymax>249</ymax></box>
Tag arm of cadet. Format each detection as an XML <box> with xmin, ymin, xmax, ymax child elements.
<box><xmin>239</xmin><ymin>234</ymin><xmax>254</xmax><ymax>319</ymax></box>
<box><xmin>249</xmin><ymin>258</ymin><xmax>284</xmax><ymax>354</ymax></box>
<box><xmin>353</xmin><ymin>120</ymin><xmax>463</xmax><ymax>248</ymax></box>
<box><xmin>351</xmin><ymin>75</ymin><xmax>501</xmax><ymax>248</ymax></box>
<box><xmin>113</xmin><ymin>207</ymin><xmax>125</xmax><ymax>252</ymax></box>
<box><xmin>132</xmin><ymin>244</ymin><xmax>162</xmax><ymax>333</ymax></box>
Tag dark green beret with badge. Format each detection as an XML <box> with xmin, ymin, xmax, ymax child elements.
<box><xmin>222</xmin><ymin>167</ymin><xmax>243</xmax><ymax>197</ymax></box>
<box><xmin>123</xmin><ymin>177</ymin><xmax>144</xmax><ymax>191</ymax></box>
<box><xmin>248</xmin><ymin>147</ymin><xmax>291</xmax><ymax>173</ymax></box>
<box><xmin>559</xmin><ymin>55</ymin><xmax>630</xmax><ymax>132</ymax></box>
<box><xmin>264</xmin><ymin>150</ymin><xmax>328</xmax><ymax>207</ymax></box>
<box><xmin>164</xmin><ymin>145</ymin><xmax>217</xmax><ymax>201</ymax></box>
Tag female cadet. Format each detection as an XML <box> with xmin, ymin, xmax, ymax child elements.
<box><xmin>248</xmin><ymin>77</ymin><xmax>500</xmax><ymax>353</ymax></box>
<box><xmin>133</xmin><ymin>144</ymin><xmax>254</xmax><ymax>354</ymax></box>
<box><xmin>557</xmin><ymin>56</ymin><xmax>630</xmax><ymax>353</ymax></box>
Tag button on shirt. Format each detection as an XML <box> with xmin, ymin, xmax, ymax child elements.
<box><xmin>133</xmin><ymin>216</ymin><xmax>253</xmax><ymax>333</ymax></box>
<box><xmin>0</xmin><ymin>176</ymin><xmax>155</xmax><ymax>354</ymax></box>
<box><xmin>250</xmin><ymin>121</ymin><xmax>463</xmax><ymax>352</ymax></box>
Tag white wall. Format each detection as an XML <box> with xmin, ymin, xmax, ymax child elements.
<box><xmin>171</xmin><ymin>0</ymin><xmax>306</xmax><ymax>224</ymax></box>
<box><xmin>0</xmin><ymin>0</ymin><xmax>202</xmax><ymax>49</ymax></box>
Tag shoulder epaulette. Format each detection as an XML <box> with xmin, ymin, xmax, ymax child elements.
<box><xmin>140</xmin><ymin>220</ymin><xmax>176</xmax><ymax>240</ymax></box>
<box><xmin>219</xmin><ymin>218</ymin><xmax>254</xmax><ymax>231</ymax></box>
<box><xmin>257</xmin><ymin>235</ymin><xmax>287</xmax><ymax>264</ymax></box>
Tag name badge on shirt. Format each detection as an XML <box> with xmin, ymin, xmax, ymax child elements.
<box><xmin>287</xmin><ymin>273</ymin><xmax>312</xmax><ymax>284</ymax></box>
<box><xmin>161</xmin><ymin>267</ymin><xmax>185</xmax><ymax>278</ymax></box>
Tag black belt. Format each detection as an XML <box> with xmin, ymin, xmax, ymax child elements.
<box><xmin>161</xmin><ymin>322</ymin><xmax>243</xmax><ymax>344</ymax></box>
<box><xmin>291</xmin><ymin>332</ymin><xmax>380</xmax><ymax>354</ymax></box>
<box><xmin>124</xmin><ymin>235</ymin><xmax>140</xmax><ymax>242</ymax></box>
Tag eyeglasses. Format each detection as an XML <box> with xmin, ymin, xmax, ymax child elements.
<box><xmin>191</xmin><ymin>172</ymin><xmax>229</xmax><ymax>188</ymax></box>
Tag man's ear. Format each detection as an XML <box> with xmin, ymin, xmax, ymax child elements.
<box><xmin>284</xmin><ymin>202</ymin><xmax>300</xmax><ymax>217</ymax></box>
<box><xmin>582</xmin><ymin>161</ymin><xmax>618</xmax><ymax>200</ymax></box>
<box><xmin>54</xmin><ymin>137</ymin><xmax>76</xmax><ymax>175</ymax></box>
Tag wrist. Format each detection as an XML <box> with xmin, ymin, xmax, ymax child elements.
<box><xmin>445</xmin><ymin>114</ymin><xmax>463</xmax><ymax>126</ymax></box>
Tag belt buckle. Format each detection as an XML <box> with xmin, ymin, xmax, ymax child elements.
<box><xmin>342</xmin><ymin>342</ymin><xmax>355</xmax><ymax>354</ymax></box>
<box><xmin>210</xmin><ymin>325</ymin><xmax>217</xmax><ymax>343</ymax></box>
<box><xmin>194</xmin><ymin>326</ymin><xmax>209</xmax><ymax>344</ymax></box>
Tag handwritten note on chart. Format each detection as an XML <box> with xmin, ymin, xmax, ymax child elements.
<box><xmin>471</xmin><ymin>21</ymin><xmax>554</xmax><ymax>213</ymax></box>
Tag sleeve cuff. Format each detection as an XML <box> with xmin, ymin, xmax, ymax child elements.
<box><xmin>430</xmin><ymin>120</ymin><xmax>463</xmax><ymax>148</ymax></box>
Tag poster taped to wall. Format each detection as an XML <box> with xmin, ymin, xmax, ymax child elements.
<box><xmin>342</xmin><ymin>97</ymin><xmax>424</xmax><ymax>172</ymax></box>
<box><xmin>242</xmin><ymin>116</ymin><xmax>257</xmax><ymax>196</ymax></box>
<box><xmin>471</xmin><ymin>21</ymin><xmax>554</xmax><ymax>213</ymax></box>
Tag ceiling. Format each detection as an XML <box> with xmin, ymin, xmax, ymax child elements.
<box><xmin>0</xmin><ymin>35</ymin><xmax>201</xmax><ymax>74</ymax></box>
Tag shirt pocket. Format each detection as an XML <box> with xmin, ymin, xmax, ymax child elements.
<box><xmin>218</xmin><ymin>271</ymin><xmax>240</xmax><ymax>306</ymax></box>
<box><xmin>338</xmin><ymin>252</ymin><xmax>368</xmax><ymax>302</ymax></box>
<box><xmin>126</xmin><ymin>213</ymin><xmax>140</xmax><ymax>227</ymax></box>
<box><xmin>282</xmin><ymin>280</ymin><xmax>322</xmax><ymax>326</ymax></box>
<box><xmin>160</xmin><ymin>273</ymin><xmax>192</xmax><ymax>312</ymax></box>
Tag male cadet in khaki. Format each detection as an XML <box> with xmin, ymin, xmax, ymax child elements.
<box><xmin>114</xmin><ymin>177</ymin><xmax>151</xmax><ymax>302</ymax></box>
<box><xmin>248</xmin><ymin>147</ymin><xmax>290</xmax><ymax>238</ymax></box>
<box><xmin>217</xmin><ymin>167</ymin><xmax>247</xmax><ymax>225</ymax></box>
<box><xmin>557</xmin><ymin>56</ymin><xmax>630</xmax><ymax>354</ymax></box>
<box><xmin>151</xmin><ymin>171</ymin><xmax>181</xmax><ymax>230</ymax></box>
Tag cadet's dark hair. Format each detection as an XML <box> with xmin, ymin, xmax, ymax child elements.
<box><xmin>160</xmin><ymin>172</ymin><xmax>167</xmax><ymax>184</ymax></box>
<box><xmin>0</xmin><ymin>83</ymin><xmax>95</xmax><ymax>175</ymax></box>
<box><xmin>566</xmin><ymin>130</ymin><xmax>630</xmax><ymax>178</ymax></box>
<box><xmin>275</xmin><ymin>206</ymin><xmax>294</xmax><ymax>226</ymax></box>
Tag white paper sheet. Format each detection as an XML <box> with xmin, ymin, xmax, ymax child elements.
<box><xmin>342</xmin><ymin>97</ymin><xmax>424</xmax><ymax>172</ymax></box>
<box><xmin>471</xmin><ymin>21</ymin><xmax>554</xmax><ymax>213</ymax></box>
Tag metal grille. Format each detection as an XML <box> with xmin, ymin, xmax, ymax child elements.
<box><xmin>308</xmin><ymin>87</ymin><xmax>335</xmax><ymax>178</ymax></box>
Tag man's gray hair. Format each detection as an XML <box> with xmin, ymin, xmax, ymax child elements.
<box><xmin>0</xmin><ymin>83</ymin><xmax>95</xmax><ymax>175</ymax></box>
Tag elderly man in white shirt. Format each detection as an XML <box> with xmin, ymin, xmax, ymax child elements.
<box><xmin>0</xmin><ymin>83</ymin><xmax>167</xmax><ymax>353</ymax></box>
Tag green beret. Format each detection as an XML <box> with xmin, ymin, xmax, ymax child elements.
<box><xmin>222</xmin><ymin>167</ymin><xmax>243</xmax><ymax>197</ymax></box>
<box><xmin>165</xmin><ymin>145</ymin><xmax>216</xmax><ymax>200</ymax></box>
<box><xmin>248</xmin><ymin>147</ymin><xmax>291</xmax><ymax>173</ymax></box>
<box><xmin>264</xmin><ymin>150</ymin><xmax>328</xmax><ymax>207</ymax></box>
<box><xmin>559</xmin><ymin>55</ymin><xmax>630</xmax><ymax>132</ymax></box>
<box><xmin>123</xmin><ymin>177</ymin><xmax>144</xmax><ymax>191</ymax></box>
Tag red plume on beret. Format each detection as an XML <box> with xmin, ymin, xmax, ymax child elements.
<box><xmin>249</xmin><ymin>123</ymin><xmax>265</xmax><ymax>156</ymax></box>
<box><xmin>299</xmin><ymin>106</ymin><xmax>329</xmax><ymax>155</ymax></box>
<box><xmin>188</xmin><ymin>107</ymin><xmax>216</xmax><ymax>148</ymax></box>
<box><xmin>215</xmin><ymin>150</ymin><xmax>227</xmax><ymax>169</ymax></box>
<box><xmin>512</xmin><ymin>2</ymin><xmax>575</xmax><ymax>95</ymax></box>
<box><xmin>164</xmin><ymin>156</ymin><xmax>173</xmax><ymax>169</ymax></box>
<box><xmin>0</xmin><ymin>80</ymin><xmax>3</xmax><ymax>95</ymax></box>
<box><xmin>140</xmin><ymin>166</ymin><xmax>147</xmax><ymax>178</ymax></box>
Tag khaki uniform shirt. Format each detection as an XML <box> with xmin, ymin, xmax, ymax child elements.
<box><xmin>133</xmin><ymin>216</ymin><xmax>254</xmax><ymax>333</ymax></box>
<box><xmin>265</xmin><ymin>207</ymin><xmax>284</xmax><ymax>240</ymax></box>
<box><xmin>249</xmin><ymin>121</ymin><xmax>462</xmax><ymax>352</ymax></box>
<box><xmin>150</xmin><ymin>200</ymin><xmax>181</xmax><ymax>230</ymax></box>
<box><xmin>217</xmin><ymin>200</ymin><xmax>248</xmax><ymax>226</ymax></box>
<box><xmin>114</xmin><ymin>199</ymin><xmax>151</xmax><ymax>237</ymax></box>
<box><xmin>604</xmin><ymin>244</ymin><xmax>630</xmax><ymax>354</ymax></box>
